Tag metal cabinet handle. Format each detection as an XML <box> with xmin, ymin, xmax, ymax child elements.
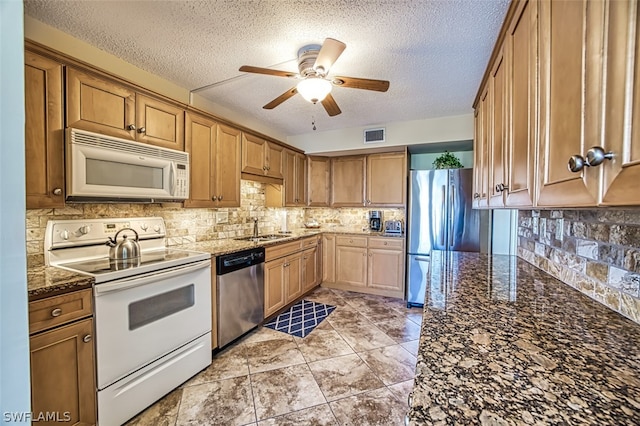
<box><xmin>51</xmin><ymin>308</ymin><xmax>62</xmax><ymax>317</ymax></box>
<box><xmin>367</xmin><ymin>199</ymin><xmax>371</xmax><ymax>204</ymax></box>
<box><xmin>586</xmin><ymin>146</ymin><xmax>614</xmax><ymax>167</ymax></box>
<box><xmin>263</xmin><ymin>166</ymin><xmax>267</xmax><ymax>170</ymax></box>
<box><xmin>369</xmin><ymin>253</ymin><xmax>372</xmax><ymax>257</ymax></box>
<box><xmin>83</xmin><ymin>334</ymin><xmax>92</xmax><ymax>343</ymax></box>
<box><xmin>384</xmin><ymin>242</ymin><xmax>388</xmax><ymax>245</ymax></box>
<box><xmin>127</xmin><ymin>124</ymin><xmax>136</xmax><ymax>131</ymax></box>
<box><xmin>473</xmin><ymin>192</ymin><xmax>480</xmax><ymax>199</ymax></box>
<box><xmin>137</xmin><ymin>126</ymin><xmax>146</xmax><ymax>134</ymax></box>
<box><xmin>218</xmin><ymin>195</ymin><xmax>223</xmax><ymax>201</ymax></box>
<box><xmin>404</xmin><ymin>413</ymin><xmax>411</xmax><ymax>426</ymax></box>
<box><xmin>211</xmin><ymin>195</ymin><xmax>218</xmax><ymax>201</ymax></box>
<box><xmin>568</xmin><ymin>154</ymin><xmax>589</xmax><ymax>173</ymax></box>
<box><xmin>52</xmin><ymin>188</ymin><xmax>62</xmax><ymax>196</ymax></box>
<box><xmin>408</xmin><ymin>392</ymin><xmax>413</xmax><ymax>407</ymax></box>
<box><xmin>495</xmin><ymin>183</ymin><xmax>509</xmax><ymax>193</ymax></box>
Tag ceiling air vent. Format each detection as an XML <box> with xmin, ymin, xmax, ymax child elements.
<box><xmin>364</xmin><ymin>128</ymin><xmax>385</xmax><ymax>144</ymax></box>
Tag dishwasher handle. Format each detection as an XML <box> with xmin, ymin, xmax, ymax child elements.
<box><xmin>216</xmin><ymin>247</ymin><xmax>265</xmax><ymax>275</ymax></box>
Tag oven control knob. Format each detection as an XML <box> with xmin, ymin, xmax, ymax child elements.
<box><xmin>140</xmin><ymin>223</ymin><xmax>149</xmax><ymax>231</ymax></box>
<box><xmin>153</xmin><ymin>225</ymin><xmax>162</xmax><ymax>233</ymax></box>
<box><xmin>79</xmin><ymin>225</ymin><xmax>91</xmax><ymax>235</ymax></box>
<box><xmin>61</xmin><ymin>229</ymin><xmax>70</xmax><ymax>240</ymax></box>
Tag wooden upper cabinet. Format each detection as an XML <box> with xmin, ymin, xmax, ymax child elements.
<box><xmin>184</xmin><ymin>112</ymin><xmax>217</xmax><ymax>208</ymax></box>
<box><xmin>241</xmin><ymin>133</ymin><xmax>267</xmax><ymax>175</ymax></box>
<box><xmin>283</xmin><ymin>149</ymin><xmax>306</xmax><ymax>206</ymax></box>
<box><xmin>536</xmin><ymin>0</ymin><xmax>603</xmax><ymax>207</ymax></box>
<box><xmin>331</xmin><ymin>156</ymin><xmax>366</xmax><ymax>207</ymax></box>
<box><xmin>600</xmin><ymin>0</ymin><xmax>640</xmax><ymax>205</ymax></box>
<box><xmin>307</xmin><ymin>156</ymin><xmax>331</xmax><ymax>207</ymax></box>
<box><xmin>488</xmin><ymin>46</ymin><xmax>506</xmax><ymax>208</ymax></box>
<box><xmin>472</xmin><ymin>107</ymin><xmax>484</xmax><ymax>208</ymax></box>
<box><xmin>66</xmin><ymin>67</ymin><xmax>136</xmax><ymax>140</ymax></box>
<box><xmin>366</xmin><ymin>152</ymin><xmax>406</xmax><ymax>207</ymax></box>
<box><xmin>505</xmin><ymin>0</ymin><xmax>537</xmax><ymax>208</ymax></box>
<box><xmin>241</xmin><ymin>133</ymin><xmax>284</xmax><ymax>180</ymax></box>
<box><xmin>475</xmin><ymin>87</ymin><xmax>491</xmax><ymax>209</ymax></box>
<box><xmin>215</xmin><ymin>124</ymin><xmax>242</xmax><ymax>207</ymax></box>
<box><xmin>25</xmin><ymin>51</ymin><xmax>65</xmax><ymax>209</ymax></box>
<box><xmin>135</xmin><ymin>94</ymin><xmax>184</xmax><ymax>150</ymax></box>
<box><xmin>66</xmin><ymin>68</ymin><xmax>185</xmax><ymax>150</ymax></box>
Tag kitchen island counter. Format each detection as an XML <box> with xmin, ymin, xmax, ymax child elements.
<box><xmin>408</xmin><ymin>250</ymin><xmax>640</xmax><ymax>425</ymax></box>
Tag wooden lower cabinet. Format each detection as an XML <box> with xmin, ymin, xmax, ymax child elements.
<box><xmin>264</xmin><ymin>257</ymin><xmax>287</xmax><ymax>318</ymax></box>
<box><xmin>285</xmin><ymin>252</ymin><xmax>303</xmax><ymax>302</ymax></box>
<box><xmin>302</xmin><ymin>247</ymin><xmax>319</xmax><ymax>292</ymax></box>
<box><xmin>30</xmin><ymin>318</ymin><xmax>96</xmax><ymax>426</ymax></box>
<box><xmin>325</xmin><ymin>235</ymin><xmax>405</xmax><ymax>298</ymax></box>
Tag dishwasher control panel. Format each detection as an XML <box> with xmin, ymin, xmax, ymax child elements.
<box><xmin>216</xmin><ymin>247</ymin><xmax>265</xmax><ymax>275</ymax></box>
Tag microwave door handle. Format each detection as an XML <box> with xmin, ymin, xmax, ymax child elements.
<box><xmin>170</xmin><ymin>162</ymin><xmax>177</xmax><ymax>196</ymax></box>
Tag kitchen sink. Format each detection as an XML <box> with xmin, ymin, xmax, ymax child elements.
<box><xmin>234</xmin><ymin>234</ymin><xmax>291</xmax><ymax>242</ymax></box>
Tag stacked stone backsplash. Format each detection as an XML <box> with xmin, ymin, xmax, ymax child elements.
<box><xmin>517</xmin><ymin>209</ymin><xmax>640</xmax><ymax>324</ymax></box>
<box><xmin>26</xmin><ymin>179</ymin><xmax>405</xmax><ymax>269</ymax></box>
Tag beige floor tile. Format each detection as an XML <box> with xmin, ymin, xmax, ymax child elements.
<box><xmin>257</xmin><ymin>404</ymin><xmax>338</xmax><ymax>425</ymax></box>
<box><xmin>388</xmin><ymin>379</ymin><xmax>416</xmax><ymax>403</ymax></box>
<box><xmin>305</xmin><ymin>287</ymin><xmax>350</xmax><ymax>307</ymax></box>
<box><xmin>308</xmin><ymin>353</ymin><xmax>384</xmax><ymax>402</ymax></box>
<box><xmin>359</xmin><ymin>344</ymin><xmax>417</xmax><ymax>386</ymax></box>
<box><xmin>245</xmin><ymin>338</ymin><xmax>306</xmax><ymax>374</ymax></box>
<box><xmin>251</xmin><ymin>363</ymin><xmax>326</xmax><ymax>421</ymax></box>
<box><xmin>328</xmin><ymin>319</ymin><xmax>397</xmax><ymax>352</ymax></box>
<box><xmin>125</xmin><ymin>387</ymin><xmax>182</xmax><ymax>426</ymax></box>
<box><xmin>183</xmin><ymin>343</ymin><xmax>248</xmax><ymax>386</ymax></box>
<box><xmin>294</xmin><ymin>325</ymin><xmax>354</xmax><ymax>362</ymax></box>
<box><xmin>241</xmin><ymin>327</ymin><xmax>294</xmax><ymax>346</ymax></box>
<box><xmin>329</xmin><ymin>387</ymin><xmax>408</xmax><ymax>426</ymax></box>
<box><xmin>400</xmin><ymin>339</ymin><xmax>420</xmax><ymax>357</ymax></box>
<box><xmin>176</xmin><ymin>376</ymin><xmax>256</xmax><ymax>425</ymax></box>
<box><xmin>373</xmin><ymin>316</ymin><xmax>422</xmax><ymax>343</ymax></box>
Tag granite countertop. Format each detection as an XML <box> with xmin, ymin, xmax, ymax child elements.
<box><xmin>27</xmin><ymin>229</ymin><xmax>404</xmax><ymax>299</ymax></box>
<box><xmin>408</xmin><ymin>250</ymin><xmax>640</xmax><ymax>425</ymax></box>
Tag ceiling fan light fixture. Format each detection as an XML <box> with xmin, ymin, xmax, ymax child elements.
<box><xmin>297</xmin><ymin>77</ymin><xmax>332</xmax><ymax>104</ymax></box>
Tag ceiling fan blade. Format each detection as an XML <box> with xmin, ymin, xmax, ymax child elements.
<box><xmin>332</xmin><ymin>76</ymin><xmax>390</xmax><ymax>92</ymax></box>
<box><xmin>239</xmin><ymin>65</ymin><xmax>297</xmax><ymax>78</ymax></box>
<box><xmin>314</xmin><ymin>38</ymin><xmax>346</xmax><ymax>74</ymax></box>
<box><xmin>263</xmin><ymin>87</ymin><xmax>298</xmax><ymax>109</ymax></box>
<box><xmin>321</xmin><ymin>93</ymin><xmax>342</xmax><ymax>117</ymax></box>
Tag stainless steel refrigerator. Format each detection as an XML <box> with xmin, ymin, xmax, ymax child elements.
<box><xmin>406</xmin><ymin>168</ymin><xmax>480</xmax><ymax>307</ymax></box>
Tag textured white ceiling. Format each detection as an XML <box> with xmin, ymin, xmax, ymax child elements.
<box><xmin>24</xmin><ymin>0</ymin><xmax>509</xmax><ymax>138</ymax></box>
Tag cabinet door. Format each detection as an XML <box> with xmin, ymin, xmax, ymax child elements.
<box><xmin>505</xmin><ymin>0</ymin><xmax>537</xmax><ymax>207</ymax></box>
<box><xmin>537</xmin><ymin>0</ymin><xmax>603</xmax><ymax>206</ymax></box>
<box><xmin>302</xmin><ymin>247</ymin><xmax>318</xmax><ymax>292</ymax></box>
<box><xmin>600</xmin><ymin>0</ymin><xmax>640</xmax><ymax>205</ymax></box>
<box><xmin>366</xmin><ymin>152</ymin><xmax>406</xmax><ymax>207</ymax></box>
<box><xmin>25</xmin><ymin>51</ymin><xmax>65</xmax><ymax>209</ymax></box>
<box><xmin>264</xmin><ymin>258</ymin><xmax>286</xmax><ymax>317</ymax></box>
<box><xmin>488</xmin><ymin>47</ymin><xmax>506</xmax><ymax>208</ymax></box>
<box><xmin>266</xmin><ymin>142</ymin><xmax>284</xmax><ymax>179</ymax></box>
<box><xmin>367</xmin><ymin>248</ymin><xmax>404</xmax><ymax>292</ymax></box>
<box><xmin>66</xmin><ymin>67</ymin><xmax>136</xmax><ymax>140</ymax></box>
<box><xmin>307</xmin><ymin>156</ymin><xmax>331</xmax><ymax>206</ymax></box>
<box><xmin>30</xmin><ymin>318</ymin><xmax>96</xmax><ymax>426</ymax></box>
<box><xmin>135</xmin><ymin>94</ymin><xmax>185</xmax><ymax>150</ymax></box>
<box><xmin>331</xmin><ymin>156</ymin><xmax>366</xmax><ymax>207</ymax></box>
<box><xmin>283</xmin><ymin>149</ymin><xmax>297</xmax><ymax>206</ymax></box>
<box><xmin>472</xmin><ymin>103</ymin><xmax>485</xmax><ymax>208</ymax></box>
<box><xmin>215</xmin><ymin>124</ymin><xmax>242</xmax><ymax>207</ymax></box>
<box><xmin>241</xmin><ymin>133</ymin><xmax>267</xmax><ymax>175</ymax></box>
<box><xmin>295</xmin><ymin>153</ymin><xmax>307</xmax><ymax>205</ymax></box>
<box><xmin>286</xmin><ymin>252</ymin><xmax>303</xmax><ymax>303</ymax></box>
<box><xmin>322</xmin><ymin>234</ymin><xmax>336</xmax><ymax>283</ymax></box>
<box><xmin>478</xmin><ymin>87</ymin><xmax>491</xmax><ymax>208</ymax></box>
<box><xmin>184</xmin><ymin>112</ymin><xmax>217</xmax><ymax>208</ymax></box>
<box><xmin>335</xmin><ymin>246</ymin><xmax>367</xmax><ymax>287</ymax></box>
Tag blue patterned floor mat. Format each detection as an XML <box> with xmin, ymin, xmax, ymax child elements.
<box><xmin>263</xmin><ymin>300</ymin><xmax>336</xmax><ymax>338</ymax></box>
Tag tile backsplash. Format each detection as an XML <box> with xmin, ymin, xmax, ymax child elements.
<box><xmin>518</xmin><ymin>209</ymin><xmax>640</xmax><ymax>324</ymax></box>
<box><xmin>27</xmin><ymin>180</ymin><xmax>404</xmax><ymax>268</ymax></box>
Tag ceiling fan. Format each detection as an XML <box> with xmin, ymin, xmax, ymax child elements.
<box><xmin>239</xmin><ymin>38</ymin><xmax>390</xmax><ymax>117</ymax></box>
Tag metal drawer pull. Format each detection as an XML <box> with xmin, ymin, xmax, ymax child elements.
<box><xmin>404</xmin><ymin>413</ymin><xmax>411</xmax><ymax>426</ymax></box>
<box><xmin>83</xmin><ymin>334</ymin><xmax>92</xmax><ymax>343</ymax></box>
<box><xmin>51</xmin><ymin>308</ymin><xmax>62</xmax><ymax>317</ymax></box>
<box><xmin>408</xmin><ymin>392</ymin><xmax>413</xmax><ymax>407</ymax></box>
<box><xmin>586</xmin><ymin>146</ymin><xmax>614</xmax><ymax>166</ymax></box>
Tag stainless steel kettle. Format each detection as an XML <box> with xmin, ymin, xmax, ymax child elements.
<box><xmin>106</xmin><ymin>227</ymin><xmax>141</xmax><ymax>261</ymax></box>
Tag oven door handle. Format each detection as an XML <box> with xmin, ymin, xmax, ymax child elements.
<box><xmin>94</xmin><ymin>260</ymin><xmax>211</xmax><ymax>295</ymax></box>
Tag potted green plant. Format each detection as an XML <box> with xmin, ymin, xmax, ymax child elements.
<box><xmin>432</xmin><ymin>151</ymin><xmax>463</xmax><ymax>169</ymax></box>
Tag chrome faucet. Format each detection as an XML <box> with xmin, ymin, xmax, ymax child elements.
<box><xmin>253</xmin><ymin>218</ymin><xmax>259</xmax><ymax>238</ymax></box>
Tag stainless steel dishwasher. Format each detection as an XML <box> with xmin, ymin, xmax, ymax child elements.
<box><xmin>216</xmin><ymin>247</ymin><xmax>265</xmax><ymax>348</ymax></box>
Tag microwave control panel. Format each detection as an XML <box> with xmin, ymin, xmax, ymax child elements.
<box><xmin>174</xmin><ymin>163</ymin><xmax>189</xmax><ymax>198</ymax></box>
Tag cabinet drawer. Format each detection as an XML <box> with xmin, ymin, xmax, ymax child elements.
<box><xmin>368</xmin><ymin>237</ymin><xmax>403</xmax><ymax>250</ymax></box>
<box><xmin>29</xmin><ymin>289</ymin><xmax>93</xmax><ymax>335</ymax></box>
<box><xmin>301</xmin><ymin>236</ymin><xmax>319</xmax><ymax>248</ymax></box>
<box><xmin>335</xmin><ymin>236</ymin><xmax>368</xmax><ymax>248</ymax></box>
<box><xmin>265</xmin><ymin>240</ymin><xmax>303</xmax><ymax>261</ymax></box>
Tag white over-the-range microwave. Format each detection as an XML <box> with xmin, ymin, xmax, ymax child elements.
<box><xmin>66</xmin><ymin>128</ymin><xmax>189</xmax><ymax>203</ymax></box>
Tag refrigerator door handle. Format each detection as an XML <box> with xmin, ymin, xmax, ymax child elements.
<box><xmin>449</xmin><ymin>184</ymin><xmax>456</xmax><ymax>248</ymax></box>
<box><xmin>414</xmin><ymin>256</ymin><xmax>430</xmax><ymax>262</ymax></box>
<box><xmin>440</xmin><ymin>185</ymin><xmax>446</xmax><ymax>246</ymax></box>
